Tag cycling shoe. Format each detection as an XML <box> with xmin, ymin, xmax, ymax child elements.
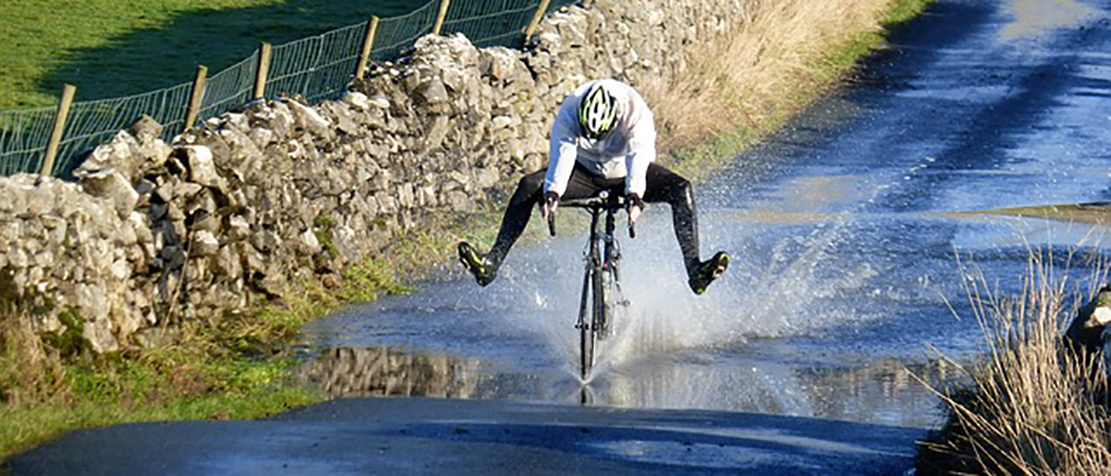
<box><xmin>688</xmin><ymin>251</ymin><xmax>729</xmax><ymax>295</ymax></box>
<box><xmin>458</xmin><ymin>242</ymin><xmax>497</xmax><ymax>287</ymax></box>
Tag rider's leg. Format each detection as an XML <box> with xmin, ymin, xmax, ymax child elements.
<box><xmin>641</xmin><ymin>163</ymin><xmax>729</xmax><ymax>294</ymax></box>
<box><xmin>459</xmin><ymin>165</ymin><xmax>606</xmax><ymax>286</ymax></box>
<box><xmin>490</xmin><ymin>165</ymin><xmax>609</xmax><ymax>263</ymax></box>
<box><xmin>458</xmin><ymin>170</ymin><xmax>544</xmax><ymax>286</ymax></box>
<box><xmin>485</xmin><ymin>170</ymin><xmax>545</xmax><ymax>268</ymax></box>
<box><xmin>642</xmin><ymin>164</ymin><xmax>700</xmax><ymax>270</ymax></box>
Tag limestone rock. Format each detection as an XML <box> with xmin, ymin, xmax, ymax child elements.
<box><xmin>177</xmin><ymin>145</ymin><xmax>225</xmax><ymax>189</ymax></box>
<box><xmin>78</xmin><ymin>170</ymin><xmax>138</xmax><ymax>219</ymax></box>
<box><xmin>412</xmin><ymin>78</ymin><xmax>450</xmax><ymax>106</ymax></box>
<box><xmin>191</xmin><ymin>231</ymin><xmax>221</xmax><ymax>257</ymax></box>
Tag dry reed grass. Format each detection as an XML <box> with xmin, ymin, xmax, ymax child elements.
<box><xmin>0</xmin><ymin>306</ymin><xmax>67</xmax><ymax>407</ymax></box>
<box><xmin>642</xmin><ymin>0</ymin><xmax>890</xmax><ymax>152</ymax></box>
<box><xmin>918</xmin><ymin>249</ymin><xmax>1111</xmax><ymax>475</ymax></box>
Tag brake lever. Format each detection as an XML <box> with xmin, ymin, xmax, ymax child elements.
<box><xmin>625</xmin><ymin>197</ymin><xmax>638</xmax><ymax>239</ymax></box>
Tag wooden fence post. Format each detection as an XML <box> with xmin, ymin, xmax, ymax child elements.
<box><xmin>355</xmin><ymin>16</ymin><xmax>381</xmax><ymax>80</ymax></box>
<box><xmin>41</xmin><ymin>84</ymin><xmax>76</xmax><ymax>178</ymax></box>
<box><xmin>433</xmin><ymin>0</ymin><xmax>452</xmax><ymax>35</ymax></box>
<box><xmin>183</xmin><ymin>65</ymin><xmax>208</xmax><ymax>134</ymax></box>
<box><xmin>253</xmin><ymin>43</ymin><xmax>272</xmax><ymax>100</ymax></box>
<box><xmin>525</xmin><ymin>0</ymin><xmax>553</xmax><ymax>41</ymax></box>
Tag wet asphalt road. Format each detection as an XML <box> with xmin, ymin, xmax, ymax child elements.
<box><xmin>7</xmin><ymin>399</ymin><xmax>920</xmax><ymax>475</ymax></box>
<box><xmin>8</xmin><ymin>0</ymin><xmax>1111</xmax><ymax>474</ymax></box>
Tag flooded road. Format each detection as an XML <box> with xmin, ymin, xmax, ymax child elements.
<box><xmin>299</xmin><ymin>0</ymin><xmax>1111</xmax><ymax>429</ymax></box>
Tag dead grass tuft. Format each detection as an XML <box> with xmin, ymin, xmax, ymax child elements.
<box><xmin>918</xmin><ymin>249</ymin><xmax>1111</xmax><ymax>475</ymax></box>
<box><xmin>642</xmin><ymin>0</ymin><xmax>891</xmax><ymax>153</ymax></box>
<box><xmin>0</xmin><ymin>307</ymin><xmax>67</xmax><ymax>407</ymax></box>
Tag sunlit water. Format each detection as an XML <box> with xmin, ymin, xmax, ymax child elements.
<box><xmin>299</xmin><ymin>0</ymin><xmax>1111</xmax><ymax>430</ymax></box>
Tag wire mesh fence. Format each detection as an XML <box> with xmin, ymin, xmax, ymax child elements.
<box><xmin>199</xmin><ymin>53</ymin><xmax>260</xmax><ymax>124</ymax></box>
<box><xmin>53</xmin><ymin>85</ymin><xmax>194</xmax><ymax>177</ymax></box>
<box><xmin>370</xmin><ymin>2</ymin><xmax>441</xmax><ymax>63</ymax></box>
<box><xmin>0</xmin><ymin>107</ymin><xmax>56</xmax><ymax>176</ymax></box>
<box><xmin>443</xmin><ymin>0</ymin><xmax>543</xmax><ymax>48</ymax></box>
<box><xmin>267</xmin><ymin>22</ymin><xmax>368</xmax><ymax>104</ymax></box>
<box><xmin>0</xmin><ymin>0</ymin><xmax>584</xmax><ymax>179</ymax></box>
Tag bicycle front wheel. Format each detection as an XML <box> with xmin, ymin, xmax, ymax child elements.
<box><xmin>584</xmin><ymin>260</ymin><xmax>609</xmax><ymax>378</ymax></box>
<box><xmin>582</xmin><ymin>263</ymin><xmax>599</xmax><ymax>380</ymax></box>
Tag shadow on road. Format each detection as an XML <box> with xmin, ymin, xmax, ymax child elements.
<box><xmin>39</xmin><ymin>0</ymin><xmax>426</xmax><ymax>102</ymax></box>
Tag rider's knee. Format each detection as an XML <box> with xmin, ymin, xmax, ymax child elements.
<box><xmin>512</xmin><ymin>171</ymin><xmax>546</xmax><ymax>204</ymax></box>
<box><xmin>519</xmin><ymin>171</ymin><xmax>545</xmax><ymax>192</ymax></box>
<box><xmin>671</xmin><ymin>177</ymin><xmax>693</xmax><ymax>205</ymax></box>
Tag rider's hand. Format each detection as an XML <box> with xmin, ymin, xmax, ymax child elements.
<box><xmin>626</xmin><ymin>192</ymin><xmax>644</xmax><ymax>224</ymax></box>
<box><xmin>541</xmin><ymin>191</ymin><xmax>560</xmax><ymax>219</ymax></box>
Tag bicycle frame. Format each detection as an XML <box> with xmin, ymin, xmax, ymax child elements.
<box><xmin>552</xmin><ymin>191</ymin><xmax>631</xmax><ymax>380</ymax></box>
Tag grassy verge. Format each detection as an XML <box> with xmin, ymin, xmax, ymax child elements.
<box><xmin>0</xmin><ymin>289</ymin><xmax>323</xmax><ymax>458</ymax></box>
<box><xmin>652</xmin><ymin>0</ymin><xmax>934</xmax><ymax>179</ymax></box>
<box><xmin>0</xmin><ymin>229</ymin><xmax>454</xmax><ymax>459</ymax></box>
<box><xmin>951</xmin><ymin>203</ymin><xmax>1111</xmax><ymax>226</ymax></box>
<box><xmin>916</xmin><ymin>251</ymin><xmax>1111</xmax><ymax>474</ymax></box>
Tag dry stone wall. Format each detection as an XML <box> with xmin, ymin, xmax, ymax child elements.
<box><xmin>1</xmin><ymin>0</ymin><xmax>757</xmax><ymax>353</ymax></box>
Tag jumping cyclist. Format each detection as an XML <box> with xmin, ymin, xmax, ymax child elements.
<box><xmin>457</xmin><ymin>78</ymin><xmax>730</xmax><ymax>295</ymax></box>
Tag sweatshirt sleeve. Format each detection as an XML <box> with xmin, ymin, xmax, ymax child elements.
<box><xmin>623</xmin><ymin>95</ymin><xmax>657</xmax><ymax>198</ymax></box>
<box><xmin>544</xmin><ymin>99</ymin><xmax>579</xmax><ymax>197</ymax></box>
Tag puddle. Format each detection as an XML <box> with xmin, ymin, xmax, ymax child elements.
<box><xmin>297</xmin><ymin>346</ymin><xmax>961</xmax><ymax>428</ymax></box>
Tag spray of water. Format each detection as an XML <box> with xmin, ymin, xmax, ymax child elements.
<box><xmin>488</xmin><ymin>197</ymin><xmax>893</xmax><ymax>390</ymax></box>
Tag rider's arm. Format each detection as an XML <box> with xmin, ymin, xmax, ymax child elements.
<box><xmin>544</xmin><ymin>99</ymin><xmax>580</xmax><ymax>197</ymax></box>
<box><xmin>622</xmin><ymin>92</ymin><xmax>657</xmax><ymax>198</ymax></box>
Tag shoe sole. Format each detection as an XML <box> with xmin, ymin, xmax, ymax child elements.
<box><xmin>712</xmin><ymin>253</ymin><xmax>729</xmax><ymax>278</ymax></box>
<box><xmin>693</xmin><ymin>252</ymin><xmax>730</xmax><ymax>295</ymax></box>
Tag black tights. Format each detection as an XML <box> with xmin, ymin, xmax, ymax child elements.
<box><xmin>487</xmin><ymin>162</ymin><xmax>702</xmax><ymax>275</ymax></box>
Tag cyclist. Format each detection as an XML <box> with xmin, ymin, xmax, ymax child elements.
<box><xmin>457</xmin><ymin>78</ymin><xmax>730</xmax><ymax>295</ymax></box>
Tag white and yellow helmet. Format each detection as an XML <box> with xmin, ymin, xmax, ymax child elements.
<box><xmin>578</xmin><ymin>82</ymin><xmax>619</xmax><ymax>140</ymax></box>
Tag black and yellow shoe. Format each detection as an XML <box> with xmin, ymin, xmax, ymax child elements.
<box><xmin>688</xmin><ymin>251</ymin><xmax>729</xmax><ymax>295</ymax></box>
<box><xmin>458</xmin><ymin>242</ymin><xmax>497</xmax><ymax>287</ymax></box>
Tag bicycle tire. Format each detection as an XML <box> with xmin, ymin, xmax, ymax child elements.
<box><xmin>587</xmin><ymin>255</ymin><xmax>607</xmax><ymax>376</ymax></box>
<box><xmin>578</xmin><ymin>265</ymin><xmax>595</xmax><ymax>380</ymax></box>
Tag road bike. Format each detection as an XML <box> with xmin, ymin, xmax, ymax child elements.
<box><xmin>548</xmin><ymin>190</ymin><xmax>634</xmax><ymax>380</ymax></box>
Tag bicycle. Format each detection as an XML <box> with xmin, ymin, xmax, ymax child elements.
<box><xmin>547</xmin><ymin>190</ymin><xmax>635</xmax><ymax>380</ymax></box>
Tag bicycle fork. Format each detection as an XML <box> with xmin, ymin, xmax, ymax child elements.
<box><xmin>576</xmin><ymin>209</ymin><xmax>602</xmax><ymax>333</ymax></box>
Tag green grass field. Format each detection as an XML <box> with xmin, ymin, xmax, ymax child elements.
<box><xmin>0</xmin><ymin>0</ymin><xmax>429</xmax><ymax>109</ymax></box>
